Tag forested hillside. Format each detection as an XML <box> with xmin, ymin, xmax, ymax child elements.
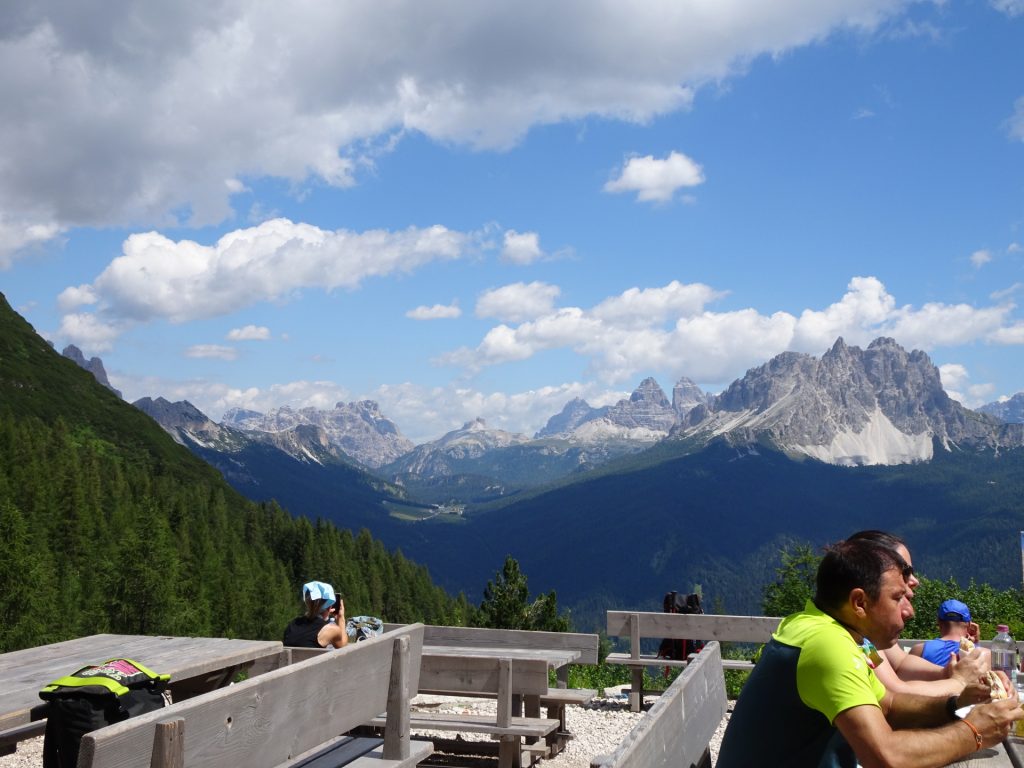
<box><xmin>0</xmin><ymin>293</ymin><xmax>467</xmax><ymax>652</ymax></box>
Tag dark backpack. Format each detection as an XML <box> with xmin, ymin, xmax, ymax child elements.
<box><xmin>39</xmin><ymin>658</ymin><xmax>170</xmax><ymax>768</ymax></box>
<box><xmin>656</xmin><ymin>591</ymin><xmax>705</xmax><ymax>664</ymax></box>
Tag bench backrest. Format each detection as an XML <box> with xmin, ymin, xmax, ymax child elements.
<box><xmin>607</xmin><ymin>611</ymin><xmax>779</xmax><ymax>647</ymax></box>
<box><xmin>591</xmin><ymin>641</ymin><xmax>727</xmax><ymax>768</ymax></box>
<box><xmin>79</xmin><ymin>624</ymin><xmax>425</xmax><ymax>768</ymax></box>
<box><xmin>418</xmin><ymin>654</ymin><xmax>549</xmax><ymax>697</ymax></box>
<box><xmin>384</xmin><ymin>624</ymin><xmax>599</xmax><ymax>665</ymax></box>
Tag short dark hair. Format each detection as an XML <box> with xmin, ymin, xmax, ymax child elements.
<box><xmin>814</xmin><ymin>538</ymin><xmax>909</xmax><ymax>612</ymax></box>
<box><xmin>847</xmin><ymin>529</ymin><xmax>907</xmax><ymax>552</ymax></box>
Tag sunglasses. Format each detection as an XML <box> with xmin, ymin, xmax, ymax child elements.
<box><xmin>901</xmin><ymin>564</ymin><xmax>915</xmax><ymax>580</ymax></box>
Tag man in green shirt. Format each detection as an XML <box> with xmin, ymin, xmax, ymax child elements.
<box><xmin>717</xmin><ymin>538</ymin><xmax>1021</xmax><ymax>767</ymax></box>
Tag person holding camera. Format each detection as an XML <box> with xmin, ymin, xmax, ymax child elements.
<box><xmin>282</xmin><ymin>580</ymin><xmax>348</xmax><ymax>648</ymax></box>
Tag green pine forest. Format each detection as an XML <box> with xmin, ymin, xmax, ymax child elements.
<box><xmin>0</xmin><ymin>293</ymin><xmax>473</xmax><ymax>652</ymax></box>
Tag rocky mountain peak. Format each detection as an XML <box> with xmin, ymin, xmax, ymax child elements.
<box><xmin>630</xmin><ymin>377</ymin><xmax>671</xmax><ymax>407</ymax></box>
<box><xmin>979</xmin><ymin>393</ymin><xmax>1024</xmax><ymax>424</ymax></box>
<box><xmin>674</xmin><ymin>337</ymin><xmax>1022</xmax><ymax>466</ymax></box>
<box><xmin>62</xmin><ymin>345</ymin><xmax>122</xmax><ymax>398</ymax></box>
<box><xmin>535</xmin><ymin>397</ymin><xmax>606</xmax><ymax>438</ymax></box>
<box><xmin>672</xmin><ymin>376</ymin><xmax>709</xmax><ymax>415</ymax></box>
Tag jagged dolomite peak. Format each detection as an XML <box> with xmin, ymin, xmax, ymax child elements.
<box><xmin>62</xmin><ymin>345</ymin><xmax>123</xmax><ymax>398</ymax></box>
<box><xmin>222</xmin><ymin>400</ymin><xmax>413</xmax><ymax>468</ymax></box>
<box><xmin>387</xmin><ymin>418</ymin><xmax>530</xmax><ymax>476</ymax></box>
<box><xmin>675</xmin><ymin>337</ymin><xmax>1023</xmax><ymax>466</ymax></box>
<box><xmin>979</xmin><ymin>392</ymin><xmax>1024</xmax><ymax>424</ymax></box>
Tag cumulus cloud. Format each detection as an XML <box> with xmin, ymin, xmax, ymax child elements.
<box><xmin>227</xmin><ymin>324</ymin><xmax>271</xmax><ymax>340</ymax></box>
<box><xmin>407</xmin><ymin>302</ymin><xmax>462</xmax><ymax>320</ymax></box>
<box><xmin>186</xmin><ymin>344</ymin><xmax>238</xmax><ymax>360</ymax></box>
<box><xmin>476</xmin><ymin>282</ymin><xmax>562</xmax><ymax>323</ymax></box>
<box><xmin>939</xmin><ymin>363</ymin><xmax>997</xmax><ymax>408</ymax></box>
<box><xmin>444</xmin><ymin>276</ymin><xmax>1023</xmax><ymax>384</ymax></box>
<box><xmin>0</xmin><ymin>0</ymin><xmax>918</xmax><ymax>264</ymax></box>
<box><xmin>501</xmin><ymin>230</ymin><xmax>543</xmax><ymax>265</ymax></box>
<box><xmin>57</xmin><ymin>312</ymin><xmax>123</xmax><ymax>352</ymax></box>
<box><xmin>991</xmin><ymin>0</ymin><xmax>1024</xmax><ymax>16</ymax></box>
<box><xmin>57</xmin><ymin>217</ymin><xmax>478</xmax><ymax>340</ymax></box>
<box><xmin>971</xmin><ymin>249</ymin><xmax>992</xmax><ymax>268</ymax></box>
<box><xmin>604</xmin><ymin>151</ymin><xmax>705</xmax><ymax>203</ymax></box>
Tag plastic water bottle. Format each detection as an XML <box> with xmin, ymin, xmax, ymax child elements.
<box><xmin>991</xmin><ymin>624</ymin><xmax>1017</xmax><ymax>684</ymax></box>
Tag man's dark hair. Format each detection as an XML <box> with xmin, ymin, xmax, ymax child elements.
<box><xmin>814</xmin><ymin>538</ymin><xmax>909</xmax><ymax>612</ymax></box>
<box><xmin>847</xmin><ymin>529</ymin><xmax>907</xmax><ymax>552</ymax></box>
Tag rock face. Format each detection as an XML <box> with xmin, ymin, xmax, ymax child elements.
<box><xmin>537</xmin><ymin>377</ymin><xmax>708</xmax><ymax>444</ymax></box>
<box><xmin>979</xmin><ymin>393</ymin><xmax>1024</xmax><ymax>424</ymax></box>
<box><xmin>62</xmin><ymin>345</ymin><xmax>122</xmax><ymax>398</ymax></box>
<box><xmin>535</xmin><ymin>398</ymin><xmax>606</xmax><ymax>438</ymax></box>
<box><xmin>222</xmin><ymin>400</ymin><xmax>413</xmax><ymax>468</ymax></box>
<box><xmin>387</xmin><ymin>418</ymin><xmax>530</xmax><ymax>477</ymax></box>
<box><xmin>674</xmin><ymin>337</ymin><xmax>1023</xmax><ymax>466</ymax></box>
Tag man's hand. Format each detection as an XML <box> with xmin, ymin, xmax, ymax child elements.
<box><xmin>948</xmin><ymin>647</ymin><xmax>986</xmax><ymax>686</ymax></box>
<box><xmin>965</xmin><ymin>694</ymin><xmax>1024</xmax><ymax>748</ymax></box>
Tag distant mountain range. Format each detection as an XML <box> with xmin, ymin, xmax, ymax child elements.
<box><xmin>42</xmin><ymin>310</ymin><xmax>1024</xmax><ymax>627</ymax></box>
<box><xmin>979</xmin><ymin>393</ymin><xmax>1024</xmax><ymax>425</ymax></box>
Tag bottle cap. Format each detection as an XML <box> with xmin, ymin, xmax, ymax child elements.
<box><xmin>998</xmin><ymin>624</ymin><xmax>1010</xmax><ymax>632</ymax></box>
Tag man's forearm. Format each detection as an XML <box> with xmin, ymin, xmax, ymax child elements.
<box><xmin>884</xmin><ymin>691</ymin><xmax>950</xmax><ymax>729</ymax></box>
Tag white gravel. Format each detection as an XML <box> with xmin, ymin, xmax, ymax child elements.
<box><xmin>0</xmin><ymin>693</ymin><xmax>731</xmax><ymax>768</ymax></box>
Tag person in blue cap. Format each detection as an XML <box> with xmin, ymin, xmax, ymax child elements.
<box><xmin>910</xmin><ymin>599</ymin><xmax>989</xmax><ymax>668</ymax></box>
<box><xmin>282</xmin><ymin>580</ymin><xmax>348</xmax><ymax>648</ymax></box>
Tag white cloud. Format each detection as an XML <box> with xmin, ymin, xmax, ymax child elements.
<box><xmin>57</xmin><ymin>312</ymin><xmax>122</xmax><ymax>352</ymax></box>
<box><xmin>444</xmin><ymin>275</ymin><xmax>1023</xmax><ymax>384</ymax></box>
<box><xmin>186</xmin><ymin>344</ymin><xmax>238</xmax><ymax>360</ymax></box>
<box><xmin>501</xmin><ymin>230</ymin><xmax>543</xmax><ymax>265</ymax></box>
<box><xmin>1009</xmin><ymin>96</ymin><xmax>1024</xmax><ymax>141</ymax></box>
<box><xmin>227</xmin><ymin>324</ymin><xmax>271</xmax><ymax>340</ymax></box>
<box><xmin>406</xmin><ymin>303</ymin><xmax>462</xmax><ymax>320</ymax></box>
<box><xmin>604</xmin><ymin>151</ymin><xmax>705</xmax><ymax>203</ymax></box>
<box><xmin>0</xmin><ymin>217</ymin><xmax>63</xmax><ymax>268</ymax></box>
<box><xmin>991</xmin><ymin>282</ymin><xmax>1022</xmax><ymax>301</ymax></box>
<box><xmin>939</xmin><ymin>363</ymin><xmax>997</xmax><ymax>408</ymax></box>
<box><xmin>476</xmin><ymin>282</ymin><xmax>561</xmax><ymax>323</ymax></box>
<box><xmin>57</xmin><ymin>218</ymin><xmax>479</xmax><ymax>341</ymax></box>
<box><xmin>0</xmin><ymin>1</ymin><xmax>917</xmax><ymax>262</ymax></box>
<box><xmin>992</xmin><ymin>0</ymin><xmax>1024</xmax><ymax>16</ymax></box>
<box><xmin>1009</xmin><ymin>242</ymin><xmax>1022</xmax><ymax>253</ymax></box>
<box><xmin>970</xmin><ymin>249</ymin><xmax>992</xmax><ymax>268</ymax></box>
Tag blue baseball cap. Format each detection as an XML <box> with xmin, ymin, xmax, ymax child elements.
<box><xmin>302</xmin><ymin>581</ymin><xmax>336</xmax><ymax>611</ymax></box>
<box><xmin>937</xmin><ymin>599</ymin><xmax>971</xmax><ymax>622</ymax></box>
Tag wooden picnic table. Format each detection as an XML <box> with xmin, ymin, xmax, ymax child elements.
<box><xmin>0</xmin><ymin>633</ymin><xmax>283</xmax><ymax>734</ymax></box>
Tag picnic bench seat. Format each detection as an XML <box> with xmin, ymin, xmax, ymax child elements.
<box><xmin>77</xmin><ymin>624</ymin><xmax>431</xmax><ymax>768</ymax></box>
<box><xmin>605</xmin><ymin>611</ymin><xmax>778</xmax><ymax>711</ymax></box>
<box><xmin>367</xmin><ymin>653</ymin><xmax>559</xmax><ymax>768</ymax></box>
<box><xmin>591</xmin><ymin>641</ymin><xmax>727</xmax><ymax>768</ymax></box>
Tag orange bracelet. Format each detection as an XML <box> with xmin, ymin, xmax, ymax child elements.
<box><xmin>960</xmin><ymin>719</ymin><xmax>983</xmax><ymax>752</ymax></box>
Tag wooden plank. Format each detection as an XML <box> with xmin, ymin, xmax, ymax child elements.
<box><xmin>539</xmin><ymin>688</ymin><xmax>595</xmax><ymax>706</ymax></box>
<box><xmin>606</xmin><ymin>612</ymin><xmax>779</xmax><ymax>643</ymax></box>
<box><xmin>382</xmin><ymin>636</ymin><xmax>409</xmax><ymax>762</ymax></box>
<box><xmin>417</xmin><ymin>655</ymin><xmax>548</xmax><ymax>697</ymax></box>
<box><xmin>149</xmin><ymin>718</ymin><xmax>184</xmax><ymax>768</ymax></box>
<box><xmin>590</xmin><ymin>642</ymin><xmax>726</xmax><ymax>768</ymax></box>
<box><xmin>0</xmin><ymin>635</ymin><xmax>282</xmax><ymax>732</ymax></box>
<box><xmin>79</xmin><ymin>625</ymin><xmax>424</xmax><ymax>768</ymax></box>
<box><xmin>369</xmin><ymin>713</ymin><xmax>560</xmax><ymax>738</ymax></box>
<box><xmin>343</xmin><ymin>740</ymin><xmax>433</xmax><ymax>768</ymax></box>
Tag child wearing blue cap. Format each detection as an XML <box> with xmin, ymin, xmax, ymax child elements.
<box><xmin>282</xmin><ymin>580</ymin><xmax>349</xmax><ymax>648</ymax></box>
<box><xmin>909</xmin><ymin>599</ymin><xmax>988</xmax><ymax>668</ymax></box>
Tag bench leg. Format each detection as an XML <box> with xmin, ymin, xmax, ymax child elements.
<box><xmin>498</xmin><ymin>735</ymin><xmax>520</xmax><ymax>768</ymax></box>
<box><xmin>629</xmin><ymin>668</ymin><xmax>644</xmax><ymax>713</ymax></box>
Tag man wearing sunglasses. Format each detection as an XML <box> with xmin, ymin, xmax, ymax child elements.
<box><xmin>717</xmin><ymin>537</ymin><xmax>1021</xmax><ymax>768</ymax></box>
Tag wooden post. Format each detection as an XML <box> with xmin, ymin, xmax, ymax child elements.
<box><xmin>149</xmin><ymin>718</ymin><xmax>184</xmax><ymax>768</ymax></box>
<box><xmin>629</xmin><ymin>613</ymin><xmax>643</xmax><ymax>713</ymax></box>
<box><xmin>383</xmin><ymin>635</ymin><xmax>410</xmax><ymax>761</ymax></box>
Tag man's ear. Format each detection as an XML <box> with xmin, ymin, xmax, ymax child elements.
<box><xmin>849</xmin><ymin>587</ymin><xmax>869</xmax><ymax>618</ymax></box>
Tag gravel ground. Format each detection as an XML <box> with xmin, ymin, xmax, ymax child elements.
<box><xmin>0</xmin><ymin>691</ymin><xmax>731</xmax><ymax>768</ymax></box>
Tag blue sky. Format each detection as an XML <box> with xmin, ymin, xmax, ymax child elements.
<box><xmin>2</xmin><ymin>0</ymin><xmax>1023</xmax><ymax>443</ymax></box>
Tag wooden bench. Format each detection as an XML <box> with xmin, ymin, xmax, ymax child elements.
<box><xmin>368</xmin><ymin>652</ymin><xmax>559</xmax><ymax>768</ymax></box>
<box><xmin>384</xmin><ymin>623</ymin><xmax>598</xmax><ymax>756</ymax></box>
<box><xmin>78</xmin><ymin>624</ymin><xmax>431</xmax><ymax>768</ymax></box>
<box><xmin>591</xmin><ymin>641</ymin><xmax>728</xmax><ymax>768</ymax></box>
<box><xmin>605</xmin><ymin>611</ymin><xmax>779</xmax><ymax>711</ymax></box>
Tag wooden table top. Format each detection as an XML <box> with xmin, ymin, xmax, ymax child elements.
<box><xmin>0</xmin><ymin>634</ymin><xmax>282</xmax><ymax>730</ymax></box>
<box><xmin>943</xmin><ymin>740</ymin><xmax>1017</xmax><ymax>767</ymax></box>
<box><xmin>423</xmin><ymin>644</ymin><xmax>580</xmax><ymax>669</ymax></box>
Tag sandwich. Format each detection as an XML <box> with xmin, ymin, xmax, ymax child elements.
<box><xmin>987</xmin><ymin>670</ymin><xmax>1009</xmax><ymax>700</ymax></box>
<box><xmin>959</xmin><ymin>637</ymin><xmax>975</xmax><ymax>653</ymax></box>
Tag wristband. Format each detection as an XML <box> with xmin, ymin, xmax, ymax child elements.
<box><xmin>960</xmin><ymin>719</ymin><xmax>983</xmax><ymax>751</ymax></box>
<box><xmin>946</xmin><ymin>695</ymin><xmax>962</xmax><ymax>721</ymax></box>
